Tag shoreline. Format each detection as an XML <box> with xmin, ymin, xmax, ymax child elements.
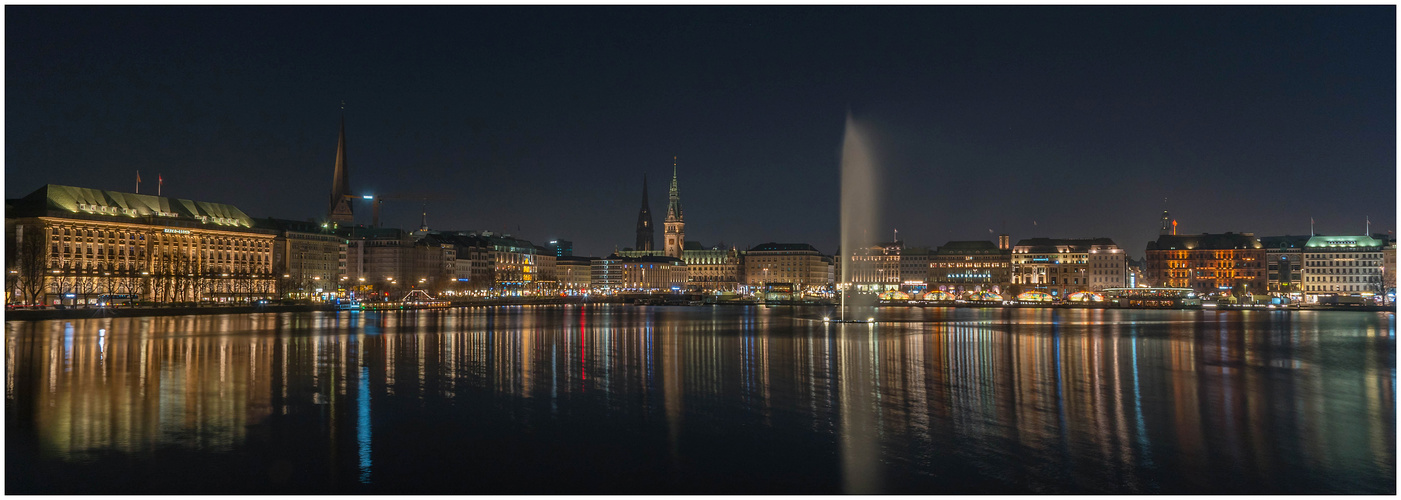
<box><xmin>4</xmin><ymin>300</ymin><xmax>1393</xmax><ymax>321</ymax></box>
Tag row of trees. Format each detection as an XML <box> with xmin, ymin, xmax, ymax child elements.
<box><xmin>7</xmin><ymin>233</ymin><xmax>275</xmax><ymax>305</ymax></box>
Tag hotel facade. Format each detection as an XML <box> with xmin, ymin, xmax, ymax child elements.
<box><xmin>1300</xmin><ymin>235</ymin><xmax>1387</xmax><ymax>302</ymax></box>
<box><xmin>6</xmin><ymin>184</ymin><xmax>277</xmax><ymax>305</ymax></box>
<box><xmin>1011</xmin><ymin>238</ymin><xmax>1124</xmax><ymax>297</ymax></box>
<box><xmin>1145</xmin><ymin>232</ymin><xmax>1266</xmax><ymax>297</ymax></box>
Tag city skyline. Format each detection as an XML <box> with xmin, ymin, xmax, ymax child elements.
<box><xmin>6</xmin><ymin>6</ymin><xmax>1395</xmax><ymax>258</ymax></box>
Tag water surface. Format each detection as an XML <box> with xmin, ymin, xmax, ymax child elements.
<box><xmin>6</xmin><ymin>306</ymin><xmax>1395</xmax><ymax>493</ymax></box>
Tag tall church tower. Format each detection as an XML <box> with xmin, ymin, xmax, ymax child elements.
<box><xmin>635</xmin><ymin>174</ymin><xmax>655</xmax><ymax>251</ymax></box>
<box><xmin>327</xmin><ymin>115</ymin><xmax>354</xmax><ymax>224</ymax></box>
<box><xmin>664</xmin><ymin>157</ymin><xmax>685</xmax><ymax>260</ymax></box>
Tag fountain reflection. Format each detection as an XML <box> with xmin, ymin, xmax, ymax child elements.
<box><xmin>5</xmin><ymin>306</ymin><xmax>1394</xmax><ymax>493</ymax></box>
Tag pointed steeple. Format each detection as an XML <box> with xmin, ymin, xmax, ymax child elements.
<box><xmin>635</xmin><ymin>174</ymin><xmax>655</xmax><ymax>251</ymax></box>
<box><xmin>328</xmin><ymin>112</ymin><xmax>354</xmax><ymax>224</ymax></box>
<box><xmin>666</xmin><ymin>157</ymin><xmax>683</xmax><ymax>222</ymax></box>
<box><xmin>663</xmin><ymin>157</ymin><xmax>685</xmax><ymax>260</ymax></box>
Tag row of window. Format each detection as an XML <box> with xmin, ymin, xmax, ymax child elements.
<box><xmin>1304</xmin><ymin>253</ymin><xmax>1382</xmax><ymax>259</ymax></box>
<box><xmin>1307</xmin><ymin>276</ymin><xmax>1377</xmax><ymax>282</ymax></box>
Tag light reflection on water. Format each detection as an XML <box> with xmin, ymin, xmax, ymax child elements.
<box><xmin>5</xmin><ymin>306</ymin><xmax>1395</xmax><ymax>494</ymax></box>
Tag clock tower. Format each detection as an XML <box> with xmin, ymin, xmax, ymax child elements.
<box><xmin>664</xmin><ymin>157</ymin><xmax>685</xmax><ymax>260</ymax></box>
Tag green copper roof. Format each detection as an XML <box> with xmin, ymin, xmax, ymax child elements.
<box><xmin>1305</xmin><ymin>235</ymin><xmax>1385</xmax><ymax>248</ymax></box>
<box><xmin>19</xmin><ymin>184</ymin><xmax>255</xmax><ymax>228</ymax></box>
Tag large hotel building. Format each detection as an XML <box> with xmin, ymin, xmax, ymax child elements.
<box><xmin>1300</xmin><ymin>234</ymin><xmax>1388</xmax><ymax>302</ymax></box>
<box><xmin>1010</xmin><ymin>238</ymin><xmax>1125</xmax><ymax>297</ymax></box>
<box><xmin>1144</xmin><ymin>232</ymin><xmax>1266</xmax><ymax>296</ymax></box>
<box><xmin>6</xmin><ymin>184</ymin><xmax>277</xmax><ymax>305</ymax></box>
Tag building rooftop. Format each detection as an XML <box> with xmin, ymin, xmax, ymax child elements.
<box><xmin>1146</xmin><ymin>233</ymin><xmax>1261</xmax><ymax>251</ymax></box>
<box><xmin>1257</xmin><ymin>235</ymin><xmax>1313</xmax><ymax>249</ymax></box>
<box><xmin>1305</xmin><ymin>235</ymin><xmax>1387</xmax><ymax>248</ymax></box>
<box><xmin>748</xmin><ymin>242</ymin><xmax>820</xmax><ymax>253</ymax></box>
<box><xmin>604</xmin><ymin>253</ymin><xmax>684</xmax><ymax>265</ymax></box>
<box><xmin>11</xmin><ymin>184</ymin><xmax>260</xmax><ymax>230</ymax></box>
<box><xmin>1015</xmin><ymin>237</ymin><xmax>1118</xmax><ymax>253</ymax></box>
<box><xmin>935</xmin><ymin>240</ymin><xmax>1003</xmax><ymax>255</ymax></box>
<box><xmin>255</xmin><ymin>217</ymin><xmax>342</xmax><ymax>234</ymax></box>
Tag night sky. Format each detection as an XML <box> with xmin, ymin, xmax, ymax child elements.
<box><xmin>6</xmin><ymin>6</ymin><xmax>1395</xmax><ymax>258</ymax></box>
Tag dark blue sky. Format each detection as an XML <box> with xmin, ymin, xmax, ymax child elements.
<box><xmin>7</xmin><ymin>6</ymin><xmax>1395</xmax><ymax>258</ymax></box>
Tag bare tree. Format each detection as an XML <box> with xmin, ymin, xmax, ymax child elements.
<box><xmin>115</xmin><ymin>264</ymin><xmax>145</xmax><ymax>299</ymax></box>
<box><xmin>154</xmin><ymin>253</ymin><xmax>178</xmax><ymax>304</ymax></box>
<box><xmin>11</xmin><ymin>225</ymin><xmax>50</xmax><ymax>305</ymax></box>
<box><xmin>230</xmin><ymin>271</ymin><xmax>255</xmax><ymax>303</ymax></box>
<box><xmin>74</xmin><ymin>275</ymin><xmax>100</xmax><ymax>306</ymax></box>
<box><xmin>50</xmin><ymin>274</ymin><xmax>75</xmax><ymax>307</ymax></box>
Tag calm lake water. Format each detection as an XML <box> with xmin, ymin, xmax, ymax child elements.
<box><xmin>5</xmin><ymin>306</ymin><xmax>1395</xmax><ymax>493</ymax></box>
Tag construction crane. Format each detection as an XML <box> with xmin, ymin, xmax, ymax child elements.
<box><xmin>359</xmin><ymin>192</ymin><xmax>449</xmax><ymax>228</ymax></box>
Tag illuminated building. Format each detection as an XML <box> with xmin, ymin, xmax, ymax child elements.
<box><xmin>1258</xmin><ymin>235</ymin><xmax>1309</xmax><ymax>297</ymax></box>
<box><xmin>1145</xmin><ymin>232</ymin><xmax>1265</xmax><ymax>297</ymax></box>
<box><xmin>591</xmin><ymin>255</ymin><xmax>621</xmax><ymax>292</ymax></box>
<box><xmin>1385</xmin><ymin>237</ymin><xmax>1397</xmax><ymax>296</ymax></box>
<box><xmin>635</xmin><ymin>175</ymin><xmax>655</xmax><ymax>252</ymax></box>
<box><xmin>403</xmin><ymin>231</ymin><xmax>550</xmax><ymax>295</ymax></box>
<box><xmin>620</xmin><ymin>242</ymin><xmax>740</xmax><ymax>293</ymax></box>
<box><xmin>680</xmin><ymin>243</ymin><xmax>742</xmax><ymax>293</ymax></box>
<box><xmin>430</xmin><ymin>233</ymin><xmax>493</xmax><ymax>291</ymax></box>
<box><xmin>480</xmin><ymin>233</ymin><xmax>542</xmax><ymax>293</ymax></box>
<box><xmin>327</xmin><ymin>116</ymin><xmax>355</xmax><ymax>224</ymax></box>
<box><xmin>1011</xmin><ymin>238</ymin><xmax>1123</xmax><ymax>298</ymax></box>
<box><xmin>343</xmin><ymin>227</ymin><xmax>414</xmax><ymax>293</ymax></box>
<box><xmin>1126</xmin><ymin>258</ymin><xmax>1149</xmax><ymax>288</ymax></box>
<box><xmin>595</xmin><ymin>254</ymin><xmax>687</xmax><ymax>293</ymax></box>
<box><xmin>545</xmin><ymin>239</ymin><xmax>574</xmax><ymax>257</ymax></box>
<box><xmin>928</xmin><ymin>240</ymin><xmax>1012</xmax><ymax>294</ymax></box>
<box><xmin>1087</xmin><ymin>242</ymin><xmax>1126</xmax><ymax>290</ymax></box>
<box><xmin>836</xmin><ymin>241</ymin><xmax>900</xmax><ymax>293</ymax></box>
<box><xmin>533</xmin><ymin>245</ymin><xmax>557</xmax><ymax>292</ymax></box>
<box><xmin>408</xmin><ymin>234</ymin><xmax>457</xmax><ymax>293</ymax></box>
<box><xmin>899</xmin><ymin>245</ymin><xmax>932</xmax><ymax>291</ymax></box>
<box><xmin>556</xmin><ymin>256</ymin><xmax>595</xmax><ymax>294</ymax></box>
<box><xmin>1300</xmin><ymin>234</ymin><xmax>1386</xmax><ymax>302</ymax></box>
<box><xmin>663</xmin><ymin>159</ymin><xmax>685</xmax><ymax>260</ymax></box>
<box><xmin>744</xmin><ymin>243</ymin><xmax>828</xmax><ymax>296</ymax></box>
<box><xmin>5</xmin><ymin>184</ymin><xmax>276</xmax><ymax>305</ymax></box>
<box><xmin>256</xmin><ymin>218</ymin><xmax>348</xmax><ymax>298</ymax></box>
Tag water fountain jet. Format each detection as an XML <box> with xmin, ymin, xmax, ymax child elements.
<box><xmin>832</xmin><ymin>112</ymin><xmax>880</xmax><ymax>323</ymax></box>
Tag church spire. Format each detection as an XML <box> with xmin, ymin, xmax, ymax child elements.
<box><xmin>327</xmin><ymin>112</ymin><xmax>354</xmax><ymax>224</ymax></box>
<box><xmin>635</xmin><ymin>174</ymin><xmax>655</xmax><ymax>251</ymax></box>
<box><xmin>666</xmin><ymin>157</ymin><xmax>683</xmax><ymax>222</ymax></box>
<box><xmin>663</xmin><ymin>156</ymin><xmax>685</xmax><ymax>260</ymax></box>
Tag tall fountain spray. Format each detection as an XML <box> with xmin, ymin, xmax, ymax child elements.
<box><xmin>838</xmin><ymin>113</ymin><xmax>879</xmax><ymax>321</ymax></box>
<box><xmin>835</xmin><ymin>114</ymin><xmax>883</xmax><ymax>493</ymax></box>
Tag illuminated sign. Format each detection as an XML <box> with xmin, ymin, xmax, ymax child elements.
<box><xmin>163</xmin><ymin>228</ymin><xmax>191</xmax><ymax>234</ymax></box>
